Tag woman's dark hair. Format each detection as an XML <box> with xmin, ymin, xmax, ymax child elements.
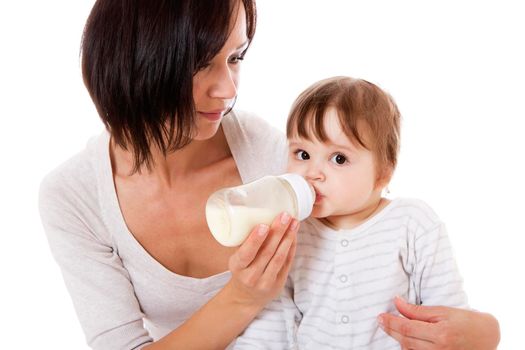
<box><xmin>81</xmin><ymin>0</ymin><xmax>256</xmax><ymax>173</ymax></box>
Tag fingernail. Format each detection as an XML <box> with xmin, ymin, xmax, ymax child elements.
<box><xmin>395</xmin><ymin>295</ymin><xmax>406</xmax><ymax>303</ymax></box>
<box><xmin>377</xmin><ymin>316</ymin><xmax>384</xmax><ymax>327</ymax></box>
<box><xmin>258</xmin><ymin>224</ymin><xmax>269</xmax><ymax>236</ymax></box>
<box><xmin>281</xmin><ymin>212</ymin><xmax>291</xmax><ymax>225</ymax></box>
<box><xmin>290</xmin><ymin>219</ymin><xmax>299</xmax><ymax>231</ymax></box>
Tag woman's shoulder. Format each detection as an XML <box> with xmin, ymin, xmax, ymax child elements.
<box><xmin>39</xmin><ymin>130</ymin><xmax>115</xmax><ymax>248</ymax></box>
<box><xmin>39</xmin><ymin>131</ymin><xmax>108</xmax><ymax>219</ymax></box>
<box><xmin>226</xmin><ymin>109</ymin><xmax>285</xmax><ymax>140</ymax></box>
<box><xmin>224</xmin><ymin>110</ymin><xmax>288</xmax><ymax>180</ymax></box>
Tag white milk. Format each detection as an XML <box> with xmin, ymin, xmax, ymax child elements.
<box><xmin>206</xmin><ymin>205</ymin><xmax>283</xmax><ymax>247</ymax></box>
<box><xmin>205</xmin><ymin>174</ymin><xmax>315</xmax><ymax>247</ymax></box>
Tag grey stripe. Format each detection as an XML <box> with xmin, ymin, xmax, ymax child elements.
<box><xmin>295</xmin><ymin>272</ymin><xmax>400</xmax><ymax>290</ymax></box>
<box><xmin>334</xmin><ymin>250</ymin><xmax>395</xmax><ymax>269</ymax></box>
<box><xmin>295</xmin><ymin>253</ymin><xmax>335</xmax><ymax>264</ymax></box>
<box><xmin>294</xmin><ymin>280</ymin><xmax>407</xmax><ymax>305</ymax></box>
<box><xmin>423</xmin><ymin>279</ymin><xmax>463</xmax><ymax>291</ymax></box>
<box><xmin>299</xmin><ymin>322</ymin><xmax>395</xmax><ymax>346</ymax></box>
<box><xmin>235</xmin><ymin>334</ymin><xmax>289</xmax><ymax>343</ymax></box>
<box><xmin>391</xmin><ymin>203</ymin><xmax>436</xmax><ymax>223</ymax></box>
<box><xmin>343</xmin><ymin>237</ymin><xmax>399</xmax><ymax>253</ymax></box>
<box><xmin>294</xmin><ymin>260</ymin><xmax>399</xmax><ymax>280</ymax></box>
<box><xmin>338</xmin><ymin>274</ymin><xmax>402</xmax><ymax>290</ymax></box>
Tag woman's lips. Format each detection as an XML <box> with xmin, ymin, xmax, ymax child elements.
<box><xmin>198</xmin><ymin>110</ymin><xmax>225</xmax><ymax>121</ymax></box>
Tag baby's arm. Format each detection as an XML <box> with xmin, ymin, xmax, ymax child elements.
<box><xmin>413</xmin><ymin>221</ymin><xmax>468</xmax><ymax>308</ymax></box>
<box><xmin>378</xmin><ymin>201</ymin><xmax>498</xmax><ymax>349</ymax></box>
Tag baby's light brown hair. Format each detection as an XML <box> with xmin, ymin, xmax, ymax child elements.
<box><xmin>286</xmin><ymin>76</ymin><xmax>401</xmax><ymax>181</ymax></box>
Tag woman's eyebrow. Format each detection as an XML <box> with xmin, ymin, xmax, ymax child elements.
<box><xmin>235</xmin><ymin>40</ymin><xmax>249</xmax><ymax>51</ymax></box>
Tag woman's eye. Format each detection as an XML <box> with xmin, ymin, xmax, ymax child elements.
<box><xmin>330</xmin><ymin>153</ymin><xmax>347</xmax><ymax>165</ymax></box>
<box><xmin>229</xmin><ymin>55</ymin><xmax>245</xmax><ymax>64</ymax></box>
<box><xmin>294</xmin><ymin>150</ymin><xmax>310</xmax><ymax>160</ymax></box>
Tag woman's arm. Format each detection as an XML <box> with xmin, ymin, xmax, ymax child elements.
<box><xmin>41</xmin><ymin>169</ymin><xmax>298</xmax><ymax>350</ymax></box>
<box><xmin>40</xmin><ymin>180</ymin><xmax>154</xmax><ymax>349</ymax></box>
<box><xmin>144</xmin><ymin>212</ymin><xmax>299</xmax><ymax>350</ymax></box>
<box><xmin>378</xmin><ymin>297</ymin><xmax>500</xmax><ymax>350</ymax></box>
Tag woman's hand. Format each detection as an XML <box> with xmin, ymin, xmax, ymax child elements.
<box><xmin>144</xmin><ymin>213</ymin><xmax>299</xmax><ymax>350</ymax></box>
<box><xmin>226</xmin><ymin>212</ymin><xmax>299</xmax><ymax>310</ymax></box>
<box><xmin>378</xmin><ymin>297</ymin><xmax>500</xmax><ymax>350</ymax></box>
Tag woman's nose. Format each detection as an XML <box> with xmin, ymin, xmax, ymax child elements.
<box><xmin>209</xmin><ymin>64</ymin><xmax>237</xmax><ymax>100</ymax></box>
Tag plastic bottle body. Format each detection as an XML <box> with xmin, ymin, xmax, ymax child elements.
<box><xmin>205</xmin><ymin>175</ymin><xmax>313</xmax><ymax>247</ymax></box>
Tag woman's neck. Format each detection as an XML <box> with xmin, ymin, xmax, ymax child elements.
<box><xmin>110</xmin><ymin>126</ymin><xmax>231</xmax><ymax>187</ymax></box>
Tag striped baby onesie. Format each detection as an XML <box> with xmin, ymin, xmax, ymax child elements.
<box><xmin>234</xmin><ymin>198</ymin><xmax>468</xmax><ymax>349</ymax></box>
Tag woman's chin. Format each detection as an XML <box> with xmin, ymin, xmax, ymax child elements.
<box><xmin>193</xmin><ymin>124</ymin><xmax>221</xmax><ymax>141</ymax></box>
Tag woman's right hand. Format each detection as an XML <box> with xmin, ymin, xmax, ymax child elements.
<box><xmin>226</xmin><ymin>212</ymin><xmax>299</xmax><ymax>310</ymax></box>
<box><xmin>144</xmin><ymin>212</ymin><xmax>298</xmax><ymax>350</ymax></box>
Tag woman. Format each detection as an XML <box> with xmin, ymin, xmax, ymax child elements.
<box><xmin>39</xmin><ymin>0</ymin><xmax>499</xmax><ymax>349</ymax></box>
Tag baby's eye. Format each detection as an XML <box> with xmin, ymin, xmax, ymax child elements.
<box><xmin>330</xmin><ymin>153</ymin><xmax>347</xmax><ymax>165</ymax></box>
<box><xmin>294</xmin><ymin>150</ymin><xmax>310</xmax><ymax>160</ymax></box>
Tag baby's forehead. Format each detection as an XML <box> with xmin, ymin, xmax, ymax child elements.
<box><xmin>289</xmin><ymin>114</ymin><xmax>360</xmax><ymax>140</ymax></box>
<box><xmin>287</xmin><ymin>132</ymin><xmax>360</xmax><ymax>151</ymax></box>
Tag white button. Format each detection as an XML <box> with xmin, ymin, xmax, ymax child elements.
<box><xmin>341</xmin><ymin>315</ymin><xmax>349</xmax><ymax>324</ymax></box>
<box><xmin>341</xmin><ymin>239</ymin><xmax>349</xmax><ymax>247</ymax></box>
<box><xmin>339</xmin><ymin>275</ymin><xmax>348</xmax><ymax>283</ymax></box>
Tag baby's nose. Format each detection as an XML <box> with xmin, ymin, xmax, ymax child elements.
<box><xmin>306</xmin><ymin>166</ymin><xmax>325</xmax><ymax>182</ymax></box>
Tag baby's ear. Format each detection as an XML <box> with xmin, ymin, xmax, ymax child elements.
<box><xmin>375</xmin><ymin>166</ymin><xmax>394</xmax><ymax>190</ymax></box>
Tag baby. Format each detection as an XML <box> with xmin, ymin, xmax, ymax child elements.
<box><xmin>235</xmin><ymin>76</ymin><xmax>468</xmax><ymax>349</ymax></box>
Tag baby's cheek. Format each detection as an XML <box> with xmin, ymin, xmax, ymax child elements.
<box><xmin>332</xmin><ymin>184</ymin><xmax>365</xmax><ymax>209</ymax></box>
<box><xmin>286</xmin><ymin>161</ymin><xmax>302</xmax><ymax>175</ymax></box>
<box><xmin>310</xmin><ymin>206</ymin><xmax>326</xmax><ymax>218</ymax></box>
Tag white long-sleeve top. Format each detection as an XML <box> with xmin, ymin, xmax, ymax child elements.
<box><xmin>236</xmin><ymin>198</ymin><xmax>468</xmax><ymax>349</ymax></box>
<box><xmin>38</xmin><ymin>110</ymin><xmax>287</xmax><ymax>350</ymax></box>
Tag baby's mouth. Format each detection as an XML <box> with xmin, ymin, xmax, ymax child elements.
<box><xmin>313</xmin><ymin>188</ymin><xmax>324</xmax><ymax>203</ymax></box>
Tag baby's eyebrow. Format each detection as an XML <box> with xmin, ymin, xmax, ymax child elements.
<box><xmin>329</xmin><ymin>143</ymin><xmax>356</xmax><ymax>153</ymax></box>
<box><xmin>287</xmin><ymin>141</ymin><xmax>306</xmax><ymax>148</ymax></box>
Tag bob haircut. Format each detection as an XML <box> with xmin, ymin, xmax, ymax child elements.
<box><xmin>81</xmin><ymin>0</ymin><xmax>257</xmax><ymax>173</ymax></box>
<box><xmin>287</xmin><ymin>76</ymin><xmax>401</xmax><ymax>179</ymax></box>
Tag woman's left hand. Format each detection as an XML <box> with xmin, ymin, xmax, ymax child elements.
<box><xmin>378</xmin><ymin>297</ymin><xmax>500</xmax><ymax>350</ymax></box>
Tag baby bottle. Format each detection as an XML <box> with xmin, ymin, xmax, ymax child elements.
<box><xmin>205</xmin><ymin>174</ymin><xmax>315</xmax><ymax>247</ymax></box>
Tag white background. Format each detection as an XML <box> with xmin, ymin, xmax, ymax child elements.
<box><xmin>1</xmin><ymin>1</ymin><xmax>523</xmax><ymax>348</ymax></box>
